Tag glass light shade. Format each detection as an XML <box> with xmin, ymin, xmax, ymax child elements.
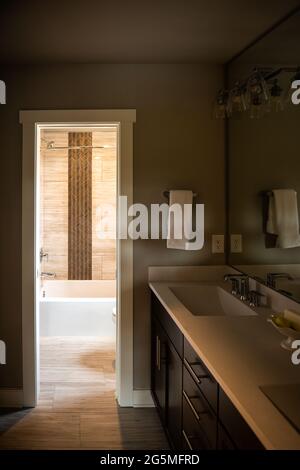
<box><xmin>246</xmin><ymin>71</ymin><xmax>270</xmax><ymax>109</ymax></box>
<box><xmin>267</xmin><ymin>79</ymin><xmax>284</xmax><ymax>112</ymax></box>
<box><xmin>249</xmin><ymin>94</ymin><xmax>266</xmax><ymax>119</ymax></box>
<box><xmin>213</xmin><ymin>89</ymin><xmax>229</xmax><ymax>119</ymax></box>
<box><xmin>227</xmin><ymin>84</ymin><xmax>247</xmax><ymax>115</ymax></box>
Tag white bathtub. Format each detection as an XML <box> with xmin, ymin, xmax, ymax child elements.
<box><xmin>39</xmin><ymin>280</ymin><xmax>116</xmax><ymax>338</ymax></box>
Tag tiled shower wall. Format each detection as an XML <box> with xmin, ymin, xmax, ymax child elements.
<box><xmin>40</xmin><ymin>127</ymin><xmax>117</xmax><ymax>280</ymax></box>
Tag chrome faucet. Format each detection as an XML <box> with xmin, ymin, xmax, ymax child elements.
<box><xmin>249</xmin><ymin>290</ymin><xmax>266</xmax><ymax>307</ymax></box>
<box><xmin>266</xmin><ymin>272</ymin><xmax>293</xmax><ymax>289</ymax></box>
<box><xmin>240</xmin><ymin>277</ymin><xmax>250</xmax><ymax>301</ymax></box>
<box><xmin>224</xmin><ymin>274</ymin><xmax>249</xmax><ymax>299</ymax></box>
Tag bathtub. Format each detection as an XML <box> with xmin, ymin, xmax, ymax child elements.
<box><xmin>39</xmin><ymin>280</ymin><xmax>116</xmax><ymax>338</ymax></box>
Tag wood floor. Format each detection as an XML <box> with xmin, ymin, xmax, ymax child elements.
<box><xmin>0</xmin><ymin>337</ymin><xmax>168</xmax><ymax>450</ymax></box>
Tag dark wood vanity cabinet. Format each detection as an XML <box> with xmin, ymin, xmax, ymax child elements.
<box><xmin>218</xmin><ymin>388</ymin><xmax>264</xmax><ymax>450</ymax></box>
<box><xmin>151</xmin><ymin>292</ymin><xmax>265</xmax><ymax>451</ymax></box>
<box><xmin>182</xmin><ymin>362</ymin><xmax>217</xmax><ymax>449</ymax></box>
<box><xmin>166</xmin><ymin>340</ymin><xmax>183</xmax><ymax>449</ymax></box>
<box><xmin>151</xmin><ymin>295</ymin><xmax>183</xmax><ymax>449</ymax></box>
<box><xmin>151</xmin><ymin>315</ymin><xmax>168</xmax><ymax>424</ymax></box>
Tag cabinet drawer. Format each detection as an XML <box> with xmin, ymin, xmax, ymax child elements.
<box><xmin>182</xmin><ymin>366</ymin><xmax>217</xmax><ymax>449</ymax></box>
<box><xmin>182</xmin><ymin>394</ymin><xmax>217</xmax><ymax>450</ymax></box>
<box><xmin>184</xmin><ymin>338</ymin><xmax>218</xmax><ymax>413</ymax></box>
<box><xmin>151</xmin><ymin>293</ymin><xmax>183</xmax><ymax>358</ymax></box>
<box><xmin>219</xmin><ymin>388</ymin><xmax>264</xmax><ymax>449</ymax></box>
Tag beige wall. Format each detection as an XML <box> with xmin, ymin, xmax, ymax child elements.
<box><xmin>40</xmin><ymin>128</ymin><xmax>116</xmax><ymax>280</ymax></box>
<box><xmin>92</xmin><ymin>129</ymin><xmax>116</xmax><ymax>280</ymax></box>
<box><xmin>40</xmin><ymin>129</ymin><xmax>68</xmax><ymax>279</ymax></box>
<box><xmin>0</xmin><ymin>64</ymin><xmax>225</xmax><ymax>391</ymax></box>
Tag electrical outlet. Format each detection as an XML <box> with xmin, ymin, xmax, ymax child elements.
<box><xmin>212</xmin><ymin>234</ymin><xmax>224</xmax><ymax>253</ymax></box>
<box><xmin>231</xmin><ymin>234</ymin><xmax>242</xmax><ymax>253</ymax></box>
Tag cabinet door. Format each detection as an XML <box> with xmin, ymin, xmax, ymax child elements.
<box><xmin>219</xmin><ymin>388</ymin><xmax>264</xmax><ymax>449</ymax></box>
<box><xmin>151</xmin><ymin>317</ymin><xmax>167</xmax><ymax>424</ymax></box>
<box><xmin>166</xmin><ymin>340</ymin><xmax>183</xmax><ymax>450</ymax></box>
<box><xmin>217</xmin><ymin>424</ymin><xmax>236</xmax><ymax>450</ymax></box>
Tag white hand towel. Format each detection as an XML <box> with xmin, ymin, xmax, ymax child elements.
<box><xmin>167</xmin><ymin>190</ymin><xmax>193</xmax><ymax>250</ymax></box>
<box><xmin>267</xmin><ymin>189</ymin><xmax>300</xmax><ymax>248</ymax></box>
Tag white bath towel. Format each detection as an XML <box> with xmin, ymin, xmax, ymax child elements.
<box><xmin>267</xmin><ymin>189</ymin><xmax>300</xmax><ymax>248</ymax></box>
<box><xmin>167</xmin><ymin>190</ymin><xmax>193</xmax><ymax>250</ymax></box>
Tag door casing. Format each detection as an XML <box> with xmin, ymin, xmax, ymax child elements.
<box><xmin>20</xmin><ymin>109</ymin><xmax>136</xmax><ymax>407</ymax></box>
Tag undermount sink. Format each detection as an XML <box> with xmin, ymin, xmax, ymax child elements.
<box><xmin>170</xmin><ymin>284</ymin><xmax>257</xmax><ymax>317</ymax></box>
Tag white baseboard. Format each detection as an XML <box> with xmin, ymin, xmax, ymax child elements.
<box><xmin>133</xmin><ymin>389</ymin><xmax>154</xmax><ymax>408</ymax></box>
<box><xmin>0</xmin><ymin>388</ymin><xmax>23</xmax><ymax>408</ymax></box>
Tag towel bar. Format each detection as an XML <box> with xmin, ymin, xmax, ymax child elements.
<box><xmin>163</xmin><ymin>190</ymin><xmax>197</xmax><ymax>200</ymax></box>
<box><xmin>261</xmin><ymin>190</ymin><xmax>273</xmax><ymax>197</ymax></box>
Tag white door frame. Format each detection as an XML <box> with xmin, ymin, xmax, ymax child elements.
<box><xmin>20</xmin><ymin>109</ymin><xmax>136</xmax><ymax>407</ymax></box>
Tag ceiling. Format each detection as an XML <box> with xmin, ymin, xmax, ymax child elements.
<box><xmin>0</xmin><ymin>0</ymin><xmax>299</xmax><ymax>65</ymax></box>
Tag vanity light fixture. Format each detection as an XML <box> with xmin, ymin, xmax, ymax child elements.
<box><xmin>214</xmin><ymin>66</ymin><xmax>300</xmax><ymax>119</ymax></box>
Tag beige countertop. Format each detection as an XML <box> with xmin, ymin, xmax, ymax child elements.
<box><xmin>149</xmin><ymin>281</ymin><xmax>300</xmax><ymax>450</ymax></box>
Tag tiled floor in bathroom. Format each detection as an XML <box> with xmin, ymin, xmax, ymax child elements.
<box><xmin>0</xmin><ymin>337</ymin><xmax>168</xmax><ymax>450</ymax></box>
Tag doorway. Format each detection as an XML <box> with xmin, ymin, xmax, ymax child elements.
<box><xmin>38</xmin><ymin>125</ymin><xmax>117</xmax><ymax>404</ymax></box>
<box><xmin>20</xmin><ymin>110</ymin><xmax>136</xmax><ymax>407</ymax></box>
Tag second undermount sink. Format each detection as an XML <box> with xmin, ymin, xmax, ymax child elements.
<box><xmin>170</xmin><ymin>284</ymin><xmax>257</xmax><ymax>317</ymax></box>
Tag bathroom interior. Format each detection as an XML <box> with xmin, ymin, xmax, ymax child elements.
<box><xmin>1</xmin><ymin>0</ymin><xmax>300</xmax><ymax>453</ymax></box>
<box><xmin>38</xmin><ymin>125</ymin><xmax>117</xmax><ymax>403</ymax></box>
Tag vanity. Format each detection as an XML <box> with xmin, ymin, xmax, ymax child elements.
<box><xmin>149</xmin><ymin>271</ymin><xmax>300</xmax><ymax>451</ymax></box>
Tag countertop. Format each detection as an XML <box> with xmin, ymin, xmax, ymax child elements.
<box><xmin>149</xmin><ymin>281</ymin><xmax>300</xmax><ymax>450</ymax></box>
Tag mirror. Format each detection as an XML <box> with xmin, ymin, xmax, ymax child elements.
<box><xmin>227</xmin><ymin>9</ymin><xmax>300</xmax><ymax>302</ymax></box>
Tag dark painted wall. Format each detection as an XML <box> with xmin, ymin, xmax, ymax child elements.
<box><xmin>0</xmin><ymin>64</ymin><xmax>225</xmax><ymax>391</ymax></box>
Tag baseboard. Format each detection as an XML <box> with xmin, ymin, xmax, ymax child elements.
<box><xmin>133</xmin><ymin>389</ymin><xmax>154</xmax><ymax>408</ymax></box>
<box><xmin>0</xmin><ymin>388</ymin><xmax>23</xmax><ymax>408</ymax></box>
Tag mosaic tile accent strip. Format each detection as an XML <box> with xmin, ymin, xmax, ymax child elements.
<box><xmin>68</xmin><ymin>132</ymin><xmax>92</xmax><ymax>280</ymax></box>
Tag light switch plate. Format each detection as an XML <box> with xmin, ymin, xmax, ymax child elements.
<box><xmin>231</xmin><ymin>234</ymin><xmax>242</xmax><ymax>253</ymax></box>
<box><xmin>212</xmin><ymin>234</ymin><xmax>224</xmax><ymax>253</ymax></box>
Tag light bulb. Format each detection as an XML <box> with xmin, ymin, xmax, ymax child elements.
<box><xmin>213</xmin><ymin>89</ymin><xmax>229</xmax><ymax>119</ymax></box>
<box><xmin>268</xmin><ymin>79</ymin><xmax>284</xmax><ymax>112</ymax></box>
<box><xmin>227</xmin><ymin>83</ymin><xmax>247</xmax><ymax>116</ymax></box>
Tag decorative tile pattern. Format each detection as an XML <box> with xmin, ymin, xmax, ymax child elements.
<box><xmin>40</xmin><ymin>128</ymin><xmax>117</xmax><ymax>281</ymax></box>
<box><xmin>68</xmin><ymin>132</ymin><xmax>92</xmax><ymax>280</ymax></box>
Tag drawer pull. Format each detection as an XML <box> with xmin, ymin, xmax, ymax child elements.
<box><xmin>156</xmin><ymin>336</ymin><xmax>161</xmax><ymax>371</ymax></box>
<box><xmin>183</xmin><ymin>390</ymin><xmax>208</xmax><ymax>422</ymax></box>
<box><xmin>182</xmin><ymin>429</ymin><xmax>194</xmax><ymax>450</ymax></box>
<box><xmin>184</xmin><ymin>358</ymin><xmax>209</xmax><ymax>384</ymax></box>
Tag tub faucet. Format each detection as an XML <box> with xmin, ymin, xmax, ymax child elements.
<box><xmin>40</xmin><ymin>248</ymin><xmax>48</xmax><ymax>263</ymax></box>
<box><xmin>266</xmin><ymin>272</ymin><xmax>293</xmax><ymax>289</ymax></box>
